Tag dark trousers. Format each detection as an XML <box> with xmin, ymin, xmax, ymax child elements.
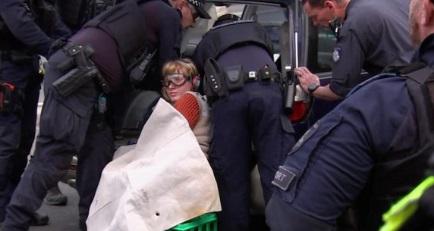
<box><xmin>0</xmin><ymin>60</ymin><xmax>41</xmax><ymax>221</ymax></box>
<box><xmin>3</xmin><ymin>50</ymin><xmax>114</xmax><ymax>230</ymax></box>
<box><xmin>76</xmin><ymin>116</ymin><xmax>114</xmax><ymax>229</ymax></box>
<box><xmin>209</xmin><ymin>81</ymin><xmax>295</xmax><ymax>231</ymax></box>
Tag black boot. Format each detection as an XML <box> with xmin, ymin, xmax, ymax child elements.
<box><xmin>44</xmin><ymin>185</ymin><xmax>68</xmax><ymax>206</ymax></box>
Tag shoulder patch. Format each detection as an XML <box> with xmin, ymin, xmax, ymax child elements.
<box><xmin>272</xmin><ymin>166</ymin><xmax>296</xmax><ymax>191</ymax></box>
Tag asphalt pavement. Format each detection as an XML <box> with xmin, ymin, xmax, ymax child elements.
<box><xmin>30</xmin><ymin>183</ymin><xmax>81</xmax><ymax>231</ymax></box>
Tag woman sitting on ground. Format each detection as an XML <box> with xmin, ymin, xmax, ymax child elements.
<box><xmin>161</xmin><ymin>58</ymin><xmax>211</xmax><ymax>156</ymax></box>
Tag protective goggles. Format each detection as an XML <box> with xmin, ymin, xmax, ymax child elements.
<box><xmin>162</xmin><ymin>74</ymin><xmax>191</xmax><ymax>87</ymax></box>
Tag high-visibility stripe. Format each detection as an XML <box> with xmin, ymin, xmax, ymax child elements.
<box><xmin>380</xmin><ymin>176</ymin><xmax>434</xmax><ymax>231</ymax></box>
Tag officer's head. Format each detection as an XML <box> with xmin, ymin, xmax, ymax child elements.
<box><xmin>170</xmin><ymin>0</ymin><xmax>211</xmax><ymax>28</ymax></box>
<box><xmin>161</xmin><ymin>58</ymin><xmax>200</xmax><ymax>103</ymax></box>
<box><xmin>301</xmin><ymin>0</ymin><xmax>349</xmax><ymax>27</ymax></box>
<box><xmin>409</xmin><ymin>0</ymin><xmax>434</xmax><ymax>46</ymax></box>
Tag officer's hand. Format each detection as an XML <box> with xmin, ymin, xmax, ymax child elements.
<box><xmin>295</xmin><ymin>67</ymin><xmax>320</xmax><ymax>93</ymax></box>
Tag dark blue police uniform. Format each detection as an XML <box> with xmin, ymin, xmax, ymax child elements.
<box><xmin>0</xmin><ymin>0</ymin><xmax>70</xmax><ymax>222</ymax></box>
<box><xmin>329</xmin><ymin>0</ymin><xmax>413</xmax><ymax>97</ymax></box>
<box><xmin>193</xmin><ymin>21</ymin><xmax>296</xmax><ymax>231</ymax></box>
<box><xmin>2</xmin><ymin>0</ymin><xmax>182</xmax><ymax>230</ymax></box>
<box><xmin>266</xmin><ymin>33</ymin><xmax>434</xmax><ymax>231</ymax></box>
<box><xmin>55</xmin><ymin>0</ymin><xmax>116</xmax><ymax>32</ymax></box>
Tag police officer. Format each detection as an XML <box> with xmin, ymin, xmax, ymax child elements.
<box><xmin>43</xmin><ymin>0</ymin><xmax>117</xmax><ymax>208</ymax></box>
<box><xmin>265</xmin><ymin>0</ymin><xmax>434</xmax><ymax>230</ymax></box>
<box><xmin>2</xmin><ymin>0</ymin><xmax>210</xmax><ymax>230</ymax></box>
<box><xmin>0</xmin><ymin>0</ymin><xmax>70</xmax><ymax>226</ymax></box>
<box><xmin>193</xmin><ymin>16</ymin><xmax>296</xmax><ymax>231</ymax></box>
<box><xmin>295</xmin><ymin>0</ymin><xmax>414</xmax><ymax>101</ymax></box>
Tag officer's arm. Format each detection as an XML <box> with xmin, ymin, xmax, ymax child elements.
<box><xmin>49</xmin><ymin>7</ymin><xmax>71</xmax><ymax>39</ymax></box>
<box><xmin>192</xmin><ymin>40</ymin><xmax>207</xmax><ymax>75</ymax></box>
<box><xmin>295</xmin><ymin>67</ymin><xmax>342</xmax><ymax>101</ymax></box>
<box><xmin>158</xmin><ymin>10</ymin><xmax>182</xmax><ymax>65</ymax></box>
<box><xmin>329</xmin><ymin>30</ymin><xmax>366</xmax><ymax>97</ymax></box>
<box><xmin>0</xmin><ymin>0</ymin><xmax>53</xmax><ymax>56</ymax></box>
<box><xmin>268</xmin><ymin>78</ymin><xmax>416</xmax><ymax>227</ymax></box>
<box><xmin>311</xmin><ymin>85</ymin><xmax>341</xmax><ymax>101</ymax></box>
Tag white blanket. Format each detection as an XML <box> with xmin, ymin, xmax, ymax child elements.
<box><xmin>86</xmin><ymin>99</ymin><xmax>221</xmax><ymax>231</ymax></box>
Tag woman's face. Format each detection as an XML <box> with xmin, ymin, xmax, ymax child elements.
<box><xmin>162</xmin><ymin>73</ymin><xmax>194</xmax><ymax>102</ymax></box>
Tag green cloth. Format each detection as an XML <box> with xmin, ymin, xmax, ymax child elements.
<box><xmin>380</xmin><ymin>176</ymin><xmax>434</xmax><ymax>231</ymax></box>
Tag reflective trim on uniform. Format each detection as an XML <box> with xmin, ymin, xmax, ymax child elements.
<box><xmin>380</xmin><ymin>176</ymin><xmax>434</xmax><ymax>231</ymax></box>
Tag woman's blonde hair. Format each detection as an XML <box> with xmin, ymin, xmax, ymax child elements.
<box><xmin>162</xmin><ymin>58</ymin><xmax>199</xmax><ymax>79</ymax></box>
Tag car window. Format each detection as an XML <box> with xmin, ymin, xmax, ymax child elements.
<box><xmin>215</xmin><ymin>4</ymin><xmax>244</xmax><ymax>17</ymax></box>
<box><xmin>181</xmin><ymin>3</ymin><xmax>245</xmax><ymax>57</ymax></box>
<box><xmin>307</xmin><ymin>24</ymin><xmax>336</xmax><ymax>73</ymax></box>
<box><xmin>242</xmin><ymin>5</ymin><xmax>287</xmax><ymax>55</ymax></box>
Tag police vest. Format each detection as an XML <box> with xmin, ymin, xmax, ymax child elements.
<box><xmin>84</xmin><ymin>0</ymin><xmax>152</xmax><ymax>69</ymax></box>
<box><xmin>358</xmin><ymin>64</ymin><xmax>434</xmax><ymax>231</ymax></box>
<box><xmin>56</xmin><ymin>0</ymin><xmax>89</xmax><ymax>30</ymax></box>
<box><xmin>0</xmin><ymin>0</ymin><xmax>57</xmax><ymax>50</ymax></box>
<box><xmin>199</xmin><ymin>20</ymin><xmax>274</xmax><ymax>60</ymax></box>
<box><xmin>57</xmin><ymin>0</ymin><xmax>115</xmax><ymax>31</ymax></box>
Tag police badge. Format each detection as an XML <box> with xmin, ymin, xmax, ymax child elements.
<box><xmin>333</xmin><ymin>47</ymin><xmax>341</xmax><ymax>63</ymax></box>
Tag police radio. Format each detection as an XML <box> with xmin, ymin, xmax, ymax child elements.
<box><xmin>283</xmin><ymin>66</ymin><xmax>296</xmax><ymax>114</ymax></box>
<box><xmin>128</xmin><ymin>49</ymin><xmax>156</xmax><ymax>86</ymax></box>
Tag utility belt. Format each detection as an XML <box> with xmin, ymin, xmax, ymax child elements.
<box><xmin>53</xmin><ymin>44</ymin><xmax>111</xmax><ymax>97</ymax></box>
<box><xmin>0</xmin><ymin>50</ymin><xmax>47</xmax><ymax>79</ymax></box>
<box><xmin>203</xmin><ymin>58</ymin><xmax>281</xmax><ymax>100</ymax></box>
<box><xmin>0</xmin><ymin>81</ymin><xmax>23</xmax><ymax>116</ymax></box>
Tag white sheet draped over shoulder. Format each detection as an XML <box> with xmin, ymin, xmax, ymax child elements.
<box><xmin>86</xmin><ymin>99</ymin><xmax>221</xmax><ymax>231</ymax></box>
